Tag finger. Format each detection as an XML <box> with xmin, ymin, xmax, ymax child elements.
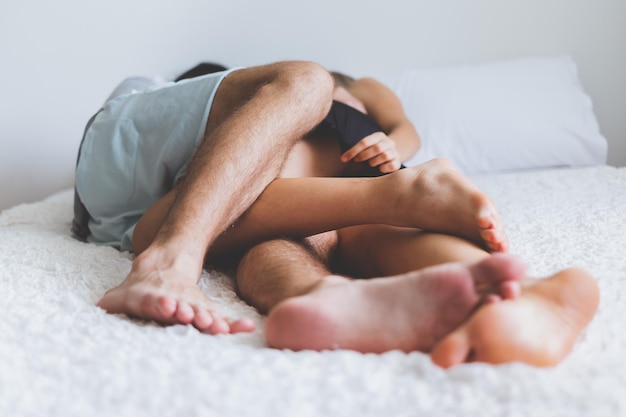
<box><xmin>368</xmin><ymin>149</ymin><xmax>398</xmax><ymax>166</ymax></box>
<box><xmin>378</xmin><ymin>160</ymin><xmax>402</xmax><ymax>174</ymax></box>
<box><xmin>340</xmin><ymin>133</ymin><xmax>385</xmax><ymax>162</ymax></box>
<box><xmin>354</xmin><ymin>142</ymin><xmax>393</xmax><ymax>163</ymax></box>
<box><xmin>352</xmin><ymin>135</ymin><xmax>395</xmax><ymax>162</ymax></box>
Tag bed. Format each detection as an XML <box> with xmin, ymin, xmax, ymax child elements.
<box><xmin>2</xmin><ymin>56</ymin><xmax>624</xmax><ymax>417</ymax></box>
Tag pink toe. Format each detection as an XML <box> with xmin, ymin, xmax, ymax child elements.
<box><xmin>477</xmin><ymin>208</ymin><xmax>495</xmax><ymax>229</ymax></box>
<box><xmin>230</xmin><ymin>318</ymin><xmax>256</xmax><ymax>333</ymax></box>
<box><xmin>193</xmin><ymin>309</ymin><xmax>214</xmax><ymax>330</ymax></box>
<box><xmin>484</xmin><ymin>294</ymin><xmax>502</xmax><ymax>304</ymax></box>
<box><xmin>431</xmin><ymin>332</ymin><xmax>472</xmax><ymax>369</ymax></box>
<box><xmin>209</xmin><ymin>318</ymin><xmax>230</xmax><ymax>335</ymax></box>
<box><xmin>156</xmin><ymin>296</ymin><xmax>177</xmax><ymax>319</ymax></box>
<box><xmin>481</xmin><ymin>228</ymin><xmax>499</xmax><ymax>243</ymax></box>
<box><xmin>481</xmin><ymin>229</ymin><xmax>509</xmax><ymax>253</ymax></box>
<box><xmin>500</xmin><ymin>281</ymin><xmax>521</xmax><ymax>300</ymax></box>
<box><xmin>175</xmin><ymin>302</ymin><xmax>195</xmax><ymax>324</ymax></box>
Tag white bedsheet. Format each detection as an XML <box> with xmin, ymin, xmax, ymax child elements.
<box><xmin>1</xmin><ymin>166</ymin><xmax>625</xmax><ymax>417</ymax></box>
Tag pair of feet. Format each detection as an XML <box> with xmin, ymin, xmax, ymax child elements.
<box><xmin>96</xmin><ymin>159</ymin><xmax>598</xmax><ymax>367</ymax></box>
<box><xmin>265</xmin><ymin>254</ymin><xmax>599</xmax><ymax>367</ymax></box>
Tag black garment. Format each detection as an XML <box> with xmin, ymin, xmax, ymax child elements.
<box><xmin>323</xmin><ymin>100</ymin><xmax>383</xmax><ymax>152</ymax></box>
<box><xmin>320</xmin><ymin>100</ymin><xmax>406</xmax><ymax>174</ymax></box>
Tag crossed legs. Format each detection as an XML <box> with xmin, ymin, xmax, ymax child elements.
<box><xmin>100</xmin><ymin>155</ymin><xmax>510</xmax><ymax>333</ymax></box>
<box><xmin>238</xmin><ymin>227</ymin><xmax>599</xmax><ymax>367</ymax></box>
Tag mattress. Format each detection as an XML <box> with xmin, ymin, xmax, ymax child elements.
<box><xmin>1</xmin><ymin>165</ymin><xmax>625</xmax><ymax>417</ymax></box>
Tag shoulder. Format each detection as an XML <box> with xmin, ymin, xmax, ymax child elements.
<box><xmin>350</xmin><ymin>77</ymin><xmax>384</xmax><ymax>91</ymax></box>
<box><xmin>348</xmin><ymin>77</ymin><xmax>397</xmax><ymax>103</ymax></box>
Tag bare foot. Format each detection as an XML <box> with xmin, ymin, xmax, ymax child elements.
<box><xmin>264</xmin><ymin>253</ymin><xmax>525</xmax><ymax>353</ymax></box>
<box><xmin>430</xmin><ymin>267</ymin><xmax>599</xmax><ymax>368</ymax></box>
<box><xmin>97</xmin><ymin>249</ymin><xmax>256</xmax><ymax>334</ymax></box>
<box><xmin>386</xmin><ymin>158</ymin><xmax>509</xmax><ymax>252</ymax></box>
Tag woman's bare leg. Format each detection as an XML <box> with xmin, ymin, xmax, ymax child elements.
<box><xmin>215</xmin><ymin>158</ymin><xmax>509</xmax><ymax>259</ymax></box>
<box><xmin>235</xmin><ymin>233</ymin><xmax>340</xmax><ymax>315</ymax></box>
<box><xmin>132</xmin><ymin>158</ymin><xmax>509</xmax><ymax>265</ymax></box>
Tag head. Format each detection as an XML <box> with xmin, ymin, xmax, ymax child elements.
<box><xmin>329</xmin><ymin>71</ymin><xmax>366</xmax><ymax>114</ymax></box>
<box><xmin>329</xmin><ymin>71</ymin><xmax>355</xmax><ymax>90</ymax></box>
<box><xmin>175</xmin><ymin>62</ymin><xmax>229</xmax><ymax>82</ymax></box>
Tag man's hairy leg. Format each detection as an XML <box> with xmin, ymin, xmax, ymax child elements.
<box><xmin>96</xmin><ymin>62</ymin><xmax>334</xmax><ymax>333</ymax></box>
<box><xmin>235</xmin><ymin>233</ymin><xmax>340</xmax><ymax>315</ymax></box>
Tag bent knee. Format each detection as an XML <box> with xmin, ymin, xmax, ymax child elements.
<box><xmin>271</xmin><ymin>61</ymin><xmax>334</xmax><ymax>107</ymax></box>
<box><xmin>303</xmin><ymin>231</ymin><xmax>339</xmax><ymax>264</ymax></box>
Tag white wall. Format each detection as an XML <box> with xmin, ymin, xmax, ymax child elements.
<box><xmin>1</xmin><ymin>0</ymin><xmax>624</xmax><ymax>210</ymax></box>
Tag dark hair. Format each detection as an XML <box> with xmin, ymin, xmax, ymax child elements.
<box><xmin>329</xmin><ymin>71</ymin><xmax>355</xmax><ymax>89</ymax></box>
<box><xmin>175</xmin><ymin>62</ymin><xmax>229</xmax><ymax>82</ymax></box>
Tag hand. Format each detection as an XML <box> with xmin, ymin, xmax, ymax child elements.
<box><xmin>340</xmin><ymin>132</ymin><xmax>401</xmax><ymax>174</ymax></box>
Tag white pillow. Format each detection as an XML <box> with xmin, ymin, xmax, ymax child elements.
<box><xmin>377</xmin><ymin>56</ymin><xmax>607</xmax><ymax>174</ymax></box>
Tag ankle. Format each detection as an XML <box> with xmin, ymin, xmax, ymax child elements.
<box><xmin>377</xmin><ymin>170</ymin><xmax>415</xmax><ymax>226</ymax></box>
<box><xmin>132</xmin><ymin>245</ymin><xmax>203</xmax><ymax>280</ymax></box>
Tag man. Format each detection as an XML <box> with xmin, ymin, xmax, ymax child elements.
<box><xmin>75</xmin><ymin>61</ymin><xmax>335</xmax><ymax>333</ymax></box>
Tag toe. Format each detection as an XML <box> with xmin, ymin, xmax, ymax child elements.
<box><xmin>229</xmin><ymin>318</ymin><xmax>256</xmax><ymax>334</ymax></box>
<box><xmin>209</xmin><ymin>317</ymin><xmax>230</xmax><ymax>335</ymax></box>
<box><xmin>483</xmin><ymin>294</ymin><xmax>502</xmax><ymax>304</ymax></box>
<box><xmin>499</xmin><ymin>281</ymin><xmax>521</xmax><ymax>300</ymax></box>
<box><xmin>476</xmin><ymin>207</ymin><xmax>496</xmax><ymax>230</ymax></box>
<box><xmin>481</xmin><ymin>228</ymin><xmax>509</xmax><ymax>253</ymax></box>
<box><xmin>155</xmin><ymin>295</ymin><xmax>177</xmax><ymax>320</ymax></box>
<box><xmin>431</xmin><ymin>331</ymin><xmax>472</xmax><ymax>369</ymax></box>
<box><xmin>471</xmin><ymin>253</ymin><xmax>526</xmax><ymax>289</ymax></box>
<box><xmin>192</xmin><ymin>307</ymin><xmax>214</xmax><ymax>331</ymax></box>
<box><xmin>175</xmin><ymin>301</ymin><xmax>195</xmax><ymax>324</ymax></box>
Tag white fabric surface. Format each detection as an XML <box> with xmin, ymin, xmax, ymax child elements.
<box><xmin>378</xmin><ymin>56</ymin><xmax>608</xmax><ymax>174</ymax></box>
<box><xmin>1</xmin><ymin>166</ymin><xmax>625</xmax><ymax>417</ymax></box>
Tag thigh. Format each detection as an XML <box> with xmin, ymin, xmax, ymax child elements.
<box><xmin>131</xmin><ymin>188</ymin><xmax>178</xmax><ymax>255</ymax></box>
<box><xmin>335</xmin><ymin>225</ymin><xmax>490</xmax><ymax>278</ymax></box>
<box><xmin>280</xmin><ymin>132</ymin><xmax>345</xmax><ymax>178</ymax></box>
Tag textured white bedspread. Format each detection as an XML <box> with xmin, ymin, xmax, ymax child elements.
<box><xmin>1</xmin><ymin>166</ymin><xmax>626</xmax><ymax>417</ymax></box>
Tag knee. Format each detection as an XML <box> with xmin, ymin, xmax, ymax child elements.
<box><xmin>303</xmin><ymin>231</ymin><xmax>339</xmax><ymax>264</ymax></box>
<box><xmin>236</xmin><ymin>241</ymin><xmax>270</xmax><ymax>287</ymax></box>
<box><xmin>235</xmin><ymin>239</ymin><xmax>291</xmax><ymax>306</ymax></box>
<box><xmin>270</xmin><ymin>61</ymin><xmax>334</xmax><ymax>114</ymax></box>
